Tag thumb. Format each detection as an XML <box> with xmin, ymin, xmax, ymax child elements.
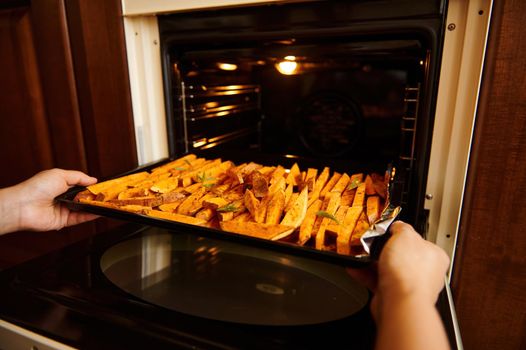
<box><xmin>57</xmin><ymin>170</ymin><xmax>98</xmax><ymax>187</ymax></box>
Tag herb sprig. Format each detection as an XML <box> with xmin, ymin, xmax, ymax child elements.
<box><xmin>316</xmin><ymin>210</ymin><xmax>340</xmax><ymax>225</ymax></box>
<box><xmin>197</xmin><ymin>172</ymin><xmax>216</xmax><ymax>188</ymax></box>
<box><xmin>347</xmin><ymin>179</ymin><xmax>363</xmax><ymax>191</ymax></box>
<box><xmin>217</xmin><ymin>204</ymin><xmax>239</xmax><ymax>212</ymax></box>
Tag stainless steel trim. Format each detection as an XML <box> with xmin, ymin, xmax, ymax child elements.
<box><xmin>445</xmin><ymin>279</ymin><xmax>464</xmax><ymax>350</ymax></box>
<box><xmin>0</xmin><ymin>319</ymin><xmax>77</xmax><ymax>350</ymax></box>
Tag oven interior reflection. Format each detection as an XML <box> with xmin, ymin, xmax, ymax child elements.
<box><xmin>100</xmin><ymin>228</ymin><xmax>369</xmax><ymax>326</ymax></box>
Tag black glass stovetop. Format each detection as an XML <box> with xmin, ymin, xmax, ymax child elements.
<box><xmin>0</xmin><ymin>222</ymin><xmax>376</xmax><ymax>349</ymax></box>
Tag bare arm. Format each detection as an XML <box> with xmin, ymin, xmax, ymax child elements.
<box><xmin>349</xmin><ymin>221</ymin><xmax>451</xmax><ymax>350</ymax></box>
<box><xmin>0</xmin><ymin>169</ymin><xmax>98</xmax><ymax>235</ymax></box>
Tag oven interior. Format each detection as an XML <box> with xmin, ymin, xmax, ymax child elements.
<box><xmin>159</xmin><ymin>0</ymin><xmax>445</xmax><ymax>233</ymax></box>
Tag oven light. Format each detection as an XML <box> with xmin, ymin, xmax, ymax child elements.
<box><xmin>217</xmin><ymin>62</ymin><xmax>238</xmax><ymax>71</ymax></box>
<box><xmin>276</xmin><ymin>60</ymin><xmax>298</xmax><ymax>75</ymax></box>
<box><xmin>419</xmin><ymin>60</ymin><xmax>424</xmax><ymax>65</ymax></box>
<box><xmin>284</xmin><ymin>55</ymin><xmax>296</xmax><ymax>61</ymax></box>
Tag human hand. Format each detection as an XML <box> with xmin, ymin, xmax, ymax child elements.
<box><xmin>347</xmin><ymin>221</ymin><xmax>450</xmax><ymax>319</ymax></box>
<box><xmin>0</xmin><ymin>169</ymin><xmax>98</xmax><ymax>234</ymax></box>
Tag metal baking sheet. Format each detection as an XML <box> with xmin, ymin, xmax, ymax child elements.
<box><xmin>57</xmin><ymin>156</ymin><xmax>394</xmax><ymax>267</ymax></box>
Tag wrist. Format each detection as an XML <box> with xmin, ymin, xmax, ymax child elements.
<box><xmin>0</xmin><ymin>186</ymin><xmax>22</xmax><ymax>235</ymax></box>
<box><xmin>375</xmin><ymin>290</ymin><xmax>437</xmax><ymax>322</ymax></box>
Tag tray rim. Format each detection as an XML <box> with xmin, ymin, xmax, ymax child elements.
<box><xmin>56</xmin><ymin>157</ymin><xmax>375</xmax><ymax>267</ymax></box>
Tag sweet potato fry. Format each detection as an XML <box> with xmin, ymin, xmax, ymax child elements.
<box><xmin>340</xmin><ymin>189</ymin><xmax>355</xmax><ymax>207</ymax></box>
<box><xmin>330</xmin><ymin>173</ymin><xmax>350</xmax><ymax>193</ymax></box>
<box><xmin>180</xmin><ymin>159</ymin><xmax>219</xmax><ymax>187</ymax></box>
<box><xmin>284</xmin><ymin>183</ymin><xmax>294</xmax><ymax>209</ymax></box>
<box><xmin>146</xmin><ymin>210</ymin><xmax>206</xmax><ymax>226</ymax></box>
<box><xmin>219</xmin><ymin>221</ymin><xmax>293</xmax><ymax>240</ymax></box>
<box><xmin>161</xmin><ymin>191</ymin><xmax>186</xmax><ymax>204</ymax></box>
<box><xmin>304</xmin><ymin>168</ymin><xmax>318</xmax><ymax>191</ymax></box>
<box><xmin>265</xmin><ymin>190</ymin><xmax>286</xmax><ymax>225</ymax></box>
<box><xmin>109</xmin><ymin>195</ymin><xmax>163</xmax><ymax>207</ymax></box>
<box><xmin>308</xmin><ymin>167</ymin><xmax>330</xmax><ymax>206</ymax></box>
<box><xmin>254</xmin><ymin>195</ymin><xmax>270</xmax><ymax>224</ymax></box>
<box><xmin>298</xmin><ymin>199</ymin><xmax>322</xmax><ymax>245</ymax></box>
<box><xmin>258</xmin><ymin>166</ymin><xmax>275</xmax><ymax>176</ymax></box>
<box><xmin>284</xmin><ymin>193</ymin><xmax>299</xmax><ymax>213</ymax></box>
<box><xmin>180</xmin><ymin>182</ymin><xmax>203</xmax><ymax>195</ymax></box>
<box><xmin>222</xmin><ymin>185</ymin><xmax>244</xmax><ymax>201</ymax></box>
<box><xmin>350</xmin><ymin>211</ymin><xmax>370</xmax><ymax>246</ymax></box>
<box><xmin>281</xmin><ymin>187</ymin><xmax>308</xmax><ymax>228</ymax></box>
<box><xmin>117</xmin><ymin>187</ymin><xmax>152</xmax><ymax>200</ymax></box>
<box><xmin>336</xmin><ymin>206</ymin><xmax>363</xmax><ymax>255</ymax></box>
<box><xmin>158</xmin><ymin>199</ymin><xmax>185</xmax><ymax>213</ymax></box>
<box><xmin>340</xmin><ymin>173</ymin><xmax>363</xmax><ymax>206</ymax></box>
<box><xmin>87</xmin><ymin>171</ymin><xmax>149</xmax><ymax>195</ymax></box>
<box><xmin>268</xmin><ymin>177</ymin><xmax>286</xmax><ymax>196</ymax></box>
<box><xmin>203</xmin><ymin>196</ymin><xmax>229</xmax><ymax>210</ymax></box>
<box><xmin>150</xmin><ymin>177</ymin><xmax>180</xmax><ymax>194</ymax></box>
<box><xmin>231</xmin><ymin>212</ymin><xmax>251</xmax><ymax>222</ymax></box>
<box><xmin>177</xmin><ymin>187</ymin><xmax>207</xmax><ymax>216</ymax></box>
<box><xmin>244</xmin><ymin>189</ymin><xmax>260</xmax><ymax>220</ymax></box>
<box><xmin>196</xmin><ymin>208</ymin><xmax>214</xmax><ymax>222</ymax></box>
<box><xmin>211</xmin><ymin>183</ymin><xmax>231</xmax><ymax>196</ymax></box>
<box><xmin>269</xmin><ymin>165</ymin><xmax>285</xmax><ymax>185</ymax></box>
<box><xmin>286</xmin><ymin>163</ymin><xmax>301</xmax><ymax>186</ymax></box>
<box><xmin>326</xmin><ymin>205</ymin><xmax>349</xmax><ymax>237</ymax></box>
<box><xmin>315</xmin><ymin>192</ymin><xmax>341</xmax><ymax>250</ymax></box>
<box><xmin>95</xmin><ymin>184</ymin><xmax>130</xmax><ymax>202</ymax></box>
<box><xmin>320</xmin><ymin>172</ymin><xmax>341</xmax><ymax>199</ymax></box>
<box><xmin>352</xmin><ymin>183</ymin><xmax>366</xmax><ymax>207</ymax></box>
<box><xmin>311</xmin><ymin>195</ymin><xmax>332</xmax><ymax>236</ymax></box>
<box><xmin>217</xmin><ymin>200</ymin><xmax>245</xmax><ymax>221</ymax></box>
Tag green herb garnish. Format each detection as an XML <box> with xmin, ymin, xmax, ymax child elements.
<box><xmin>174</xmin><ymin>167</ymin><xmax>186</xmax><ymax>171</ymax></box>
<box><xmin>197</xmin><ymin>172</ymin><xmax>215</xmax><ymax>183</ymax></box>
<box><xmin>184</xmin><ymin>159</ymin><xmax>193</xmax><ymax>168</ymax></box>
<box><xmin>197</xmin><ymin>172</ymin><xmax>216</xmax><ymax>188</ymax></box>
<box><xmin>347</xmin><ymin>179</ymin><xmax>363</xmax><ymax>191</ymax></box>
<box><xmin>217</xmin><ymin>204</ymin><xmax>239</xmax><ymax>212</ymax></box>
<box><xmin>316</xmin><ymin>210</ymin><xmax>340</xmax><ymax>225</ymax></box>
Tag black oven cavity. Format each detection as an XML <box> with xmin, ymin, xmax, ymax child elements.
<box><xmin>159</xmin><ymin>0</ymin><xmax>446</xmax><ymax>234</ymax></box>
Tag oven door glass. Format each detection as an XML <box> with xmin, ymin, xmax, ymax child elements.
<box><xmin>101</xmin><ymin>227</ymin><xmax>369</xmax><ymax>326</ymax></box>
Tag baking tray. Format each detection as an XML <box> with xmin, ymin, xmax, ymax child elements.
<box><xmin>57</xmin><ymin>155</ymin><xmax>397</xmax><ymax>267</ymax></box>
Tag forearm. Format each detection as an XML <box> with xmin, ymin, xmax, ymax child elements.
<box><xmin>0</xmin><ymin>186</ymin><xmax>22</xmax><ymax>235</ymax></box>
<box><xmin>375</xmin><ymin>293</ymin><xmax>450</xmax><ymax>350</ymax></box>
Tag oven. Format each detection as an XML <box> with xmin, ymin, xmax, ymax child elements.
<box><xmin>157</xmin><ymin>1</ymin><xmax>443</xmax><ymax>234</ymax></box>
<box><xmin>0</xmin><ymin>0</ymin><xmax>494</xmax><ymax>349</ymax></box>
